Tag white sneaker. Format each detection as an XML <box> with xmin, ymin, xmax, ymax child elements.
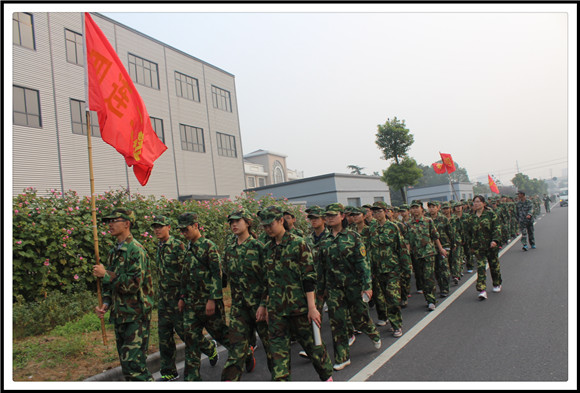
<box><xmin>373</xmin><ymin>339</ymin><xmax>382</xmax><ymax>349</ymax></box>
<box><xmin>478</xmin><ymin>290</ymin><xmax>488</xmax><ymax>300</ymax></box>
<box><xmin>393</xmin><ymin>329</ymin><xmax>403</xmax><ymax>338</ymax></box>
<box><xmin>428</xmin><ymin>303</ymin><xmax>436</xmax><ymax>311</ymax></box>
<box><xmin>333</xmin><ymin>359</ymin><xmax>351</xmax><ymax>371</ymax></box>
<box><xmin>493</xmin><ymin>285</ymin><xmax>502</xmax><ymax>293</ymax></box>
<box><xmin>376</xmin><ymin>319</ymin><xmax>387</xmax><ymax>326</ymax></box>
<box><xmin>348</xmin><ymin>334</ymin><xmax>356</xmax><ymax>346</ymax></box>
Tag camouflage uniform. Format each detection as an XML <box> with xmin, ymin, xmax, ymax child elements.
<box><xmin>516</xmin><ymin>194</ymin><xmax>535</xmax><ymax>248</ymax></box>
<box><xmin>446</xmin><ymin>202</ymin><xmax>463</xmax><ymax>282</ymax></box>
<box><xmin>468</xmin><ymin>206</ymin><xmax>502</xmax><ymax>292</ymax></box>
<box><xmin>319</xmin><ymin>203</ymin><xmax>381</xmax><ymax>365</ymax></box>
<box><xmin>178</xmin><ymin>213</ymin><xmax>230</xmax><ymax>381</ymax></box>
<box><xmin>304</xmin><ymin>206</ymin><xmax>331</xmax><ymax>311</ymax></box>
<box><xmin>259</xmin><ymin>207</ymin><xmax>333</xmax><ymax>381</ymax></box>
<box><xmin>462</xmin><ymin>202</ymin><xmax>475</xmax><ymax>272</ymax></box>
<box><xmin>406</xmin><ymin>201</ymin><xmax>441</xmax><ymax>307</ymax></box>
<box><xmin>396</xmin><ymin>205</ymin><xmax>413</xmax><ymax>305</ymax></box>
<box><xmin>221</xmin><ymin>211</ymin><xmax>272</xmax><ymax>381</ymax></box>
<box><xmin>367</xmin><ymin>202</ymin><xmax>411</xmax><ymax>331</ymax></box>
<box><xmin>152</xmin><ymin>216</ymin><xmax>216</xmax><ymax>379</ymax></box>
<box><xmin>101</xmin><ymin>209</ymin><xmax>154</xmax><ymax>381</ymax></box>
<box><xmin>543</xmin><ymin>195</ymin><xmax>552</xmax><ymax>213</ymax></box>
<box><xmin>428</xmin><ymin>202</ymin><xmax>452</xmax><ymax>296</ymax></box>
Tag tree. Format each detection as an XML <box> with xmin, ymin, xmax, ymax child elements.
<box><xmin>375</xmin><ymin>117</ymin><xmax>416</xmax><ymax>200</ymax></box>
<box><xmin>347</xmin><ymin>165</ymin><xmax>365</xmax><ymax>175</ymax></box>
<box><xmin>382</xmin><ymin>157</ymin><xmax>423</xmax><ymax>205</ymax></box>
<box><xmin>511</xmin><ymin>173</ymin><xmax>548</xmax><ymax>195</ymax></box>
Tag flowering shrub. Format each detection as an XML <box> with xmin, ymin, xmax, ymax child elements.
<box><xmin>13</xmin><ymin>188</ymin><xmax>307</xmax><ymax>302</ymax></box>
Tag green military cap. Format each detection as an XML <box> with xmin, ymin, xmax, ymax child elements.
<box><xmin>103</xmin><ymin>208</ymin><xmax>136</xmax><ymax>224</ymax></box>
<box><xmin>258</xmin><ymin>206</ymin><xmax>284</xmax><ymax>225</ymax></box>
<box><xmin>227</xmin><ymin>209</ymin><xmax>251</xmax><ymax>221</ymax></box>
<box><xmin>283</xmin><ymin>210</ymin><xmax>295</xmax><ymax>218</ymax></box>
<box><xmin>371</xmin><ymin>201</ymin><xmax>388</xmax><ymax>210</ymax></box>
<box><xmin>151</xmin><ymin>215</ymin><xmax>170</xmax><ymax>226</ymax></box>
<box><xmin>427</xmin><ymin>200</ymin><xmax>439</xmax><ymax>206</ymax></box>
<box><xmin>178</xmin><ymin>212</ymin><xmax>198</xmax><ymax>228</ymax></box>
<box><xmin>441</xmin><ymin>202</ymin><xmax>450</xmax><ymax>209</ymax></box>
<box><xmin>344</xmin><ymin>206</ymin><xmax>358</xmax><ymax>214</ymax></box>
<box><xmin>410</xmin><ymin>200</ymin><xmax>423</xmax><ymax>208</ymax></box>
<box><xmin>354</xmin><ymin>207</ymin><xmax>366</xmax><ymax>215</ymax></box>
<box><xmin>362</xmin><ymin>204</ymin><xmax>373</xmax><ymax>209</ymax></box>
<box><xmin>399</xmin><ymin>204</ymin><xmax>409</xmax><ymax>211</ymax></box>
<box><xmin>306</xmin><ymin>206</ymin><xmax>325</xmax><ymax>218</ymax></box>
<box><xmin>325</xmin><ymin>203</ymin><xmax>345</xmax><ymax>214</ymax></box>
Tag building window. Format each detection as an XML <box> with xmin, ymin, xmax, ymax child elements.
<box><xmin>374</xmin><ymin>197</ymin><xmax>384</xmax><ymax>202</ymax></box>
<box><xmin>462</xmin><ymin>193</ymin><xmax>466</xmax><ymax>200</ymax></box>
<box><xmin>273</xmin><ymin>161</ymin><xmax>285</xmax><ymax>184</ymax></box>
<box><xmin>211</xmin><ymin>85</ymin><xmax>232</xmax><ymax>112</ymax></box>
<box><xmin>70</xmin><ymin>99</ymin><xmax>100</xmax><ymax>136</ymax></box>
<box><xmin>128</xmin><ymin>53</ymin><xmax>159</xmax><ymax>89</ymax></box>
<box><xmin>348</xmin><ymin>198</ymin><xmax>361</xmax><ymax>207</ymax></box>
<box><xmin>216</xmin><ymin>132</ymin><xmax>237</xmax><ymax>158</ymax></box>
<box><xmin>150</xmin><ymin>117</ymin><xmax>164</xmax><ymax>143</ymax></box>
<box><xmin>13</xmin><ymin>12</ymin><xmax>35</xmax><ymax>50</ymax></box>
<box><xmin>180</xmin><ymin>124</ymin><xmax>205</xmax><ymax>153</ymax></box>
<box><xmin>258</xmin><ymin>178</ymin><xmax>266</xmax><ymax>187</ymax></box>
<box><xmin>247</xmin><ymin>177</ymin><xmax>256</xmax><ymax>188</ymax></box>
<box><xmin>175</xmin><ymin>71</ymin><xmax>200</xmax><ymax>102</ymax></box>
<box><xmin>13</xmin><ymin>86</ymin><xmax>41</xmax><ymax>128</ymax></box>
<box><xmin>65</xmin><ymin>29</ymin><xmax>83</xmax><ymax>65</ymax></box>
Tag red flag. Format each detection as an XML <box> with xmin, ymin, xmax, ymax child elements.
<box><xmin>488</xmin><ymin>174</ymin><xmax>500</xmax><ymax>194</ymax></box>
<box><xmin>432</xmin><ymin>162</ymin><xmax>447</xmax><ymax>174</ymax></box>
<box><xmin>439</xmin><ymin>152</ymin><xmax>456</xmax><ymax>173</ymax></box>
<box><xmin>85</xmin><ymin>13</ymin><xmax>167</xmax><ymax>186</ymax></box>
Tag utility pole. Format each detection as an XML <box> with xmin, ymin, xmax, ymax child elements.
<box><xmin>516</xmin><ymin>160</ymin><xmax>520</xmax><ymax>173</ymax></box>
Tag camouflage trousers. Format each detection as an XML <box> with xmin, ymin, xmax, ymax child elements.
<box><xmin>221</xmin><ymin>302</ymin><xmax>272</xmax><ymax>381</ymax></box>
<box><xmin>400</xmin><ymin>270</ymin><xmax>412</xmax><ymax>305</ymax></box>
<box><xmin>113</xmin><ymin>315</ymin><xmax>153</xmax><ymax>381</ymax></box>
<box><xmin>376</xmin><ymin>272</ymin><xmax>402</xmax><ymax>330</ymax></box>
<box><xmin>435</xmin><ymin>253</ymin><xmax>451</xmax><ymax>295</ymax></box>
<box><xmin>414</xmin><ymin>256</ymin><xmax>437</xmax><ymax>305</ymax></box>
<box><xmin>268</xmin><ymin>312</ymin><xmax>333</xmax><ymax>381</ymax></box>
<box><xmin>519</xmin><ymin>220</ymin><xmax>535</xmax><ymax>247</ymax></box>
<box><xmin>474</xmin><ymin>248</ymin><xmax>502</xmax><ymax>292</ymax></box>
<box><xmin>327</xmin><ymin>284</ymin><xmax>380</xmax><ymax>364</ymax></box>
<box><xmin>449</xmin><ymin>246</ymin><xmax>464</xmax><ymax>279</ymax></box>
<box><xmin>183</xmin><ymin>299</ymin><xmax>230</xmax><ymax>381</ymax></box>
<box><xmin>464</xmin><ymin>243</ymin><xmax>474</xmax><ymax>270</ymax></box>
<box><xmin>411</xmin><ymin>254</ymin><xmax>424</xmax><ymax>292</ymax></box>
<box><xmin>371</xmin><ymin>266</ymin><xmax>388</xmax><ymax>321</ymax></box>
<box><xmin>157</xmin><ymin>297</ymin><xmax>216</xmax><ymax>377</ymax></box>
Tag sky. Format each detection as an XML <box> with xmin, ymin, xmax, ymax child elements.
<box><xmin>87</xmin><ymin>3</ymin><xmax>577</xmax><ymax>187</ymax></box>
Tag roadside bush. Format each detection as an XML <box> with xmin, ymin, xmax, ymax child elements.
<box><xmin>13</xmin><ymin>188</ymin><xmax>308</xmax><ymax>302</ymax></box>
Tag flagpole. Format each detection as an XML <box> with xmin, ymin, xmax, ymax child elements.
<box><xmin>447</xmin><ymin>172</ymin><xmax>460</xmax><ymax>201</ymax></box>
<box><xmin>83</xmin><ymin>12</ymin><xmax>107</xmax><ymax>346</ymax></box>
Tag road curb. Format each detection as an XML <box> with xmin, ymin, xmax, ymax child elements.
<box><xmin>84</xmin><ymin>342</ymin><xmax>185</xmax><ymax>381</ymax></box>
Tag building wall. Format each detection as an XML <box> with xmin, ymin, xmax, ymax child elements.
<box><xmin>406</xmin><ymin>183</ymin><xmax>474</xmax><ymax>203</ymax></box>
<box><xmin>12</xmin><ymin>12</ymin><xmax>245</xmax><ymax>200</ymax></box>
<box><xmin>246</xmin><ymin>173</ymin><xmax>391</xmax><ymax>208</ymax></box>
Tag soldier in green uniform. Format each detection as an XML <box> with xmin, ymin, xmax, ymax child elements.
<box><xmin>516</xmin><ymin>191</ymin><xmax>536</xmax><ymax>250</ymax></box>
<box><xmin>468</xmin><ymin>196</ymin><xmax>502</xmax><ymax>300</ymax></box>
<box><xmin>451</xmin><ymin>202</ymin><xmax>468</xmax><ymax>282</ymax></box>
<box><xmin>368</xmin><ymin>202</ymin><xmax>411</xmax><ymax>338</ymax></box>
<box><xmin>304</xmin><ymin>206</ymin><xmax>330</xmax><ymax>312</ymax></box>
<box><xmin>93</xmin><ymin>209</ymin><xmax>154</xmax><ymax>381</ymax></box>
<box><xmin>427</xmin><ymin>201</ymin><xmax>452</xmax><ymax>297</ymax></box>
<box><xmin>543</xmin><ymin>194</ymin><xmax>552</xmax><ymax>213</ymax></box>
<box><xmin>319</xmin><ymin>203</ymin><xmax>382</xmax><ymax>372</ymax></box>
<box><xmin>151</xmin><ymin>215</ymin><xmax>218</xmax><ymax>381</ymax></box>
<box><xmin>283</xmin><ymin>210</ymin><xmax>305</xmax><ymax>238</ymax></box>
<box><xmin>221</xmin><ymin>210</ymin><xmax>272</xmax><ymax>381</ymax></box>
<box><xmin>366</xmin><ymin>203</ymin><xmax>390</xmax><ymax>328</ymax></box>
<box><xmin>442</xmin><ymin>202</ymin><xmax>462</xmax><ymax>285</ymax></box>
<box><xmin>396</xmin><ymin>204</ymin><xmax>413</xmax><ymax>307</ymax></box>
<box><xmin>259</xmin><ymin>206</ymin><xmax>333</xmax><ymax>381</ymax></box>
<box><xmin>177</xmin><ymin>212</ymin><xmax>232</xmax><ymax>381</ymax></box>
<box><xmin>406</xmin><ymin>201</ymin><xmax>448</xmax><ymax>311</ymax></box>
<box><xmin>462</xmin><ymin>199</ymin><xmax>475</xmax><ymax>273</ymax></box>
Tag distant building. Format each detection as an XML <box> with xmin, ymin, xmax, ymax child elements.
<box><xmin>243</xmin><ymin>149</ymin><xmax>303</xmax><ymax>188</ymax></box>
<box><xmin>12</xmin><ymin>12</ymin><xmax>245</xmax><ymax>200</ymax></box>
<box><xmin>246</xmin><ymin>173</ymin><xmax>391</xmax><ymax>207</ymax></box>
<box><xmin>406</xmin><ymin>182</ymin><xmax>474</xmax><ymax>203</ymax></box>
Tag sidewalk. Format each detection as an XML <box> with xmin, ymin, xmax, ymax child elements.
<box><xmin>84</xmin><ymin>343</ymin><xmax>185</xmax><ymax>381</ymax></box>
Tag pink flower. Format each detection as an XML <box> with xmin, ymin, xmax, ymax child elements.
<box><xmin>44</xmin><ymin>259</ymin><xmax>50</xmax><ymax>266</ymax></box>
<box><xmin>62</xmin><ymin>243</ymin><xmax>67</xmax><ymax>248</ymax></box>
<box><xmin>14</xmin><ymin>210</ymin><xmax>19</xmax><ymax>214</ymax></box>
<box><xmin>79</xmin><ymin>256</ymin><xmax>84</xmax><ymax>260</ymax></box>
<box><xmin>74</xmin><ymin>274</ymin><xmax>79</xmax><ymax>280</ymax></box>
<box><xmin>16</xmin><ymin>240</ymin><xmax>22</xmax><ymax>245</ymax></box>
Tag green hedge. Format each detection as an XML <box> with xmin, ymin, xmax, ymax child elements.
<box><xmin>13</xmin><ymin>188</ymin><xmax>308</xmax><ymax>302</ymax></box>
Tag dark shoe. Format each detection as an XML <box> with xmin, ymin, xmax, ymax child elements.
<box><xmin>531</xmin><ymin>244</ymin><xmax>536</xmax><ymax>249</ymax></box>
<box><xmin>245</xmin><ymin>346</ymin><xmax>256</xmax><ymax>373</ymax></box>
<box><xmin>522</xmin><ymin>245</ymin><xmax>529</xmax><ymax>251</ymax></box>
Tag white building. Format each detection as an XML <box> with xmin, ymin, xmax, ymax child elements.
<box><xmin>243</xmin><ymin>149</ymin><xmax>303</xmax><ymax>188</ymax></box>
<box><xmin>12</xmin><ymin>12</ymin><xmax>246</xmax><ymax>200</ymax></box>
<box><xmin>406</xmin><ymin>182</ymin><xmax>474</xmax><ymax>203</ymax></box>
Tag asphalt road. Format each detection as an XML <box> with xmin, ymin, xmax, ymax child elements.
<box><xmin>152</xmin><ymin>203</ymin><xmax>572</xmax><ymax>385</ymax></box>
